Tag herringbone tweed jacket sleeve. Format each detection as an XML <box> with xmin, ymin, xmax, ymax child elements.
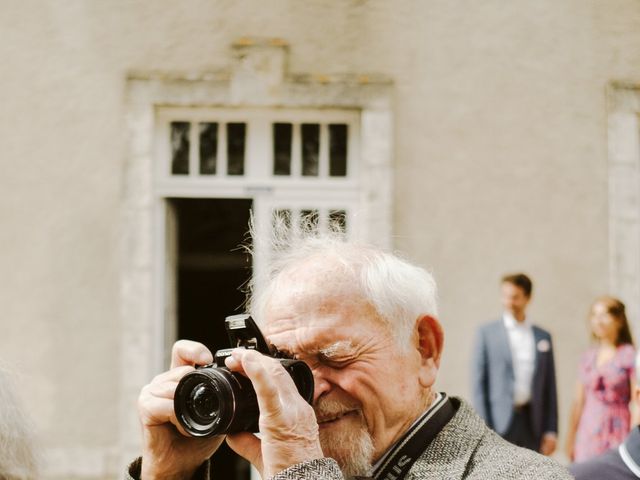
<box><xmin>126</xmin><ymin>398</ymin><xmax>574</xmax><ymax>480</ymax></box>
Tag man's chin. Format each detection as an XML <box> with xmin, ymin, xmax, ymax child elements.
<box><xmin>319</xmin><ymin>416</ymin><xmax>374</xmax><ymax>478</ymax></box>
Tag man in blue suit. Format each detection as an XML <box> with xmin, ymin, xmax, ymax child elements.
<box><xmin>471</xmin><ymin>273</ymin><xmax>558</xmax><ymax>455</ymax></box>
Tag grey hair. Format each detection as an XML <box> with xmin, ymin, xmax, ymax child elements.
<box><xmin>0</xmin><ymin>366</ymin><xmax>38</xmax><ymax>480</ymax></box>
<box><xmin>247</xmin><ymin>215</ymin><xmax>438</xmax><ymax>347</ymax></box>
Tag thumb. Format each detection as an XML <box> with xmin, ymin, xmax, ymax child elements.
<box><xmin>227</xmin><ymin>432</ymin><xmax>264</xmax><ymax>476</ymax></box>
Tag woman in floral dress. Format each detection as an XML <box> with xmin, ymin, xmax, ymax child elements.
<box><xmin>565</xmin><ymin>296</ymin><xmax>636</xmax><ymax>462</ymax></box>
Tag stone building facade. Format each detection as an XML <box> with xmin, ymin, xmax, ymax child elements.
<box><xmin>1</xmin><ymin>1</ymin><xmax>640</xmax><ymax>478</ymax></box>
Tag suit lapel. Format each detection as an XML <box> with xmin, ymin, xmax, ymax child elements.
<box><xmin>495</xmin><ymin>319</ymin><xmax>515</xmax><ymax>380</ymax></box>
<box><xmin>532</xmin><ymin>326</ymin><xmax>544</xmax><ymax>381</ymax></box>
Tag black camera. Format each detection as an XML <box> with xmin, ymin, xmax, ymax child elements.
<box><xmin>174</xmin><ymin>314</ymin><xmax>314</xmax><ymax>437</ymax></box>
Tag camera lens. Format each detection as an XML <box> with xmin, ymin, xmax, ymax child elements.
<box><xmin>174</xmin><ymin>367</ymin><xmax>245</xmax><ymax>436</ymax></box>
<box><xmin>187</xmin><ymin>383</ymin><xmax>219</xmax><ymax>422</ymax></box>
<box><xmin>174</xmin><ymin>357</ymin><xmax>313</xmax><ymax>436</ymax></box>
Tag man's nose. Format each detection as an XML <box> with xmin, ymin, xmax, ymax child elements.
<box><xmin>311</xmin><ymin>366</ymin><xmax>332</xmax><ymax>402</ymax></box>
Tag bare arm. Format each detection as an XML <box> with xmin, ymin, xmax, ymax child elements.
<box><xmin>629</xmin><ymin>375</ymin><xmax>638</xmax><ymax>425</ymax></box>
<box><xmin>564</xmin><ymin>380</ymin><xmax>585</xmax><ymax>461</ymax></box>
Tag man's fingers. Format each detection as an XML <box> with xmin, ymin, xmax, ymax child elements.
<box><xmin>147</xmin><ymin>379</ymin><xmax>179</xmax><ymax>399</ymax></box>
<box><xmin>139</xmin><ymin>388</ymin><xmax>196</xmax><ymax>437</ymax></box>
<box><xmin>139</xmin><ymin>365</ymin><xmax>194</xmax><ymax>426</ymax></box>
<box><xmin>233</xmin><ymin>350</ymin><xmax>297</xmax><ymax>415</ymax></box>
<box><xmin>227</xmin><ymin>349</ymin><xmax>307</xmax><ymax>410</ymax></box>
<box><xmin>152</xmin><ymin>365</ymin><xmax>195</xmax><ymax>386</ymax></box>
<box><xmin>139</xmin><ymin>395</ymin><xmax>177</xmax><ymax>427</ymax></box>
<box><xmin>225</xmin><ymin>349</ymin><xmax>323</xmax><ymax>478</ymax></box>
<box><xmin>171</xmin><ymin>340</ymin><xmax>213</xmax><ymax>369</ymax></box>
<box><xmin>227</xmin><ymin>432</ymin><xmax>264</xmax><ymax>475</ymax></box>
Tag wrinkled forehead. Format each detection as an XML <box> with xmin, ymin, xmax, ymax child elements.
<box><xmin>269</xmin><ymin>255</ymin><xmax>363</xmax><ymax>306</ymax></box>
<box><xmin>261</xmin><ymin>255</ymin><xmax>377</xmax><ymax>327</ymax></box>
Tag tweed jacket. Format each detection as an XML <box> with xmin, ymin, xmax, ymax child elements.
<box><xmin>126</xmin><ymin>398</ymin><xmax>572</xmax><ymax>480</ymax></box>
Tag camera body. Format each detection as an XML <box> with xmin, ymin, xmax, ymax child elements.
<box><xmin>174</xmin><ymin>314</ymin><xmax>314</xmax><ymax>437</ymax></box>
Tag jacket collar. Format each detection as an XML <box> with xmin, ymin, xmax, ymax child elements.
<box><xmin>409</xmin><ymin>398</ymin><xmax>483</xmax><ymax>479</ymax></box>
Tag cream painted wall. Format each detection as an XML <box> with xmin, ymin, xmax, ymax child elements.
<box><xmin>1</xmin><ymin>0</ymin><xmax>640</xmax><ymax>477</ymax></box>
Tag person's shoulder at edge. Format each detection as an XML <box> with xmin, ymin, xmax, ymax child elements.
<box><xmin>569</xmin><ymin>448</ymin><xmax>630</xmax><ymax>480</ymax></box>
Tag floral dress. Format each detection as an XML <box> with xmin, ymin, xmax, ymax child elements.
<box><xmin>573</xmin><ymin>343</ymin><xmax>635</xmax><ymax>462</ymax></box>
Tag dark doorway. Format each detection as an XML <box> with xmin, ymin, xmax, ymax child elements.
<box><xmin>170</xmin><ymin>197</ymin><xmax>252</xmax><ymax>480</ymax></box>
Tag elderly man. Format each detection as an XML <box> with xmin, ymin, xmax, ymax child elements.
<box><xmin>128</xmin><ymin>234</ymin><xmax>571</xmax><ymax>480</ymax></box>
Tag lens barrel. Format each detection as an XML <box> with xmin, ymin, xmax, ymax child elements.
<box><xmin>174</xmin><ymin>358</ymin><xmax>314</xmax><ymax>437</ymax></box>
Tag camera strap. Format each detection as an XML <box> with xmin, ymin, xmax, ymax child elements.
<box><xmin>354</xmin><ymin>393</ymin><xmax>457</xmax><ymax>480</ymax></box>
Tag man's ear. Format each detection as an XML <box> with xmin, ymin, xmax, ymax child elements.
<box><xmin>415</xmin><ymin>315</ymin><xmax>444</xmax><ymax>389</ymax></box>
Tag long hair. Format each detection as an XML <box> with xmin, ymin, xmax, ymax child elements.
<box><xmin>246</xmin><ymin>213</ymin><xmax>438</xmax><ymax>348</ymax></box>
<box><xmin>590</xmin><ymin>296</ymin><xmax>634</xmax><ymax>346</ymax></box>
<box><xmin>0</xmin><ymin>366</ymin><xmax>38</xmax><ymax>479</ymax></box>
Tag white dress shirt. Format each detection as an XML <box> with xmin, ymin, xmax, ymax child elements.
<box><xmin>503</xmin><ymin>313</ymin><xmax>535</xmax><ymax>406</ymax></box>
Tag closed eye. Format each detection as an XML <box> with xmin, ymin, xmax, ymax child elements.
<box><xmin>319</xmin><ymin>354</ymin><xmax>354</xmax><ymax>368</ymax></box>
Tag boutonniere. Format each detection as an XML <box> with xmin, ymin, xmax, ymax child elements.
<box><xmin>537</xmin><ymin>339</ymin><xmax>551</xmax><ymax>352</ymax></box>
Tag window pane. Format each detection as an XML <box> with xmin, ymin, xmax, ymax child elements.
<box><xmin>170</xmin><ymin>122</ymin><xmax>190</xmax><ymax>175</ymax></box>
<box><xmin>227</xmin><ymin>123</ymin><xmax>246</xmax><ymax>176</ymax></box>
<box><xmin>329</xmin><ymin>124</ymin><xmax>348</xmax><ymax>177</ymax></box>
<box><xmin>329</xmin><ymin>209</ymin><xmax>347</xmax><ymax>234</ymax></box>
<box><xmin>300</xmin><ymin>209</ymin><xmax>319</xmax><ymax>233</ymax></box>
<box><xmin>199</xmin><ymin>122</ymin><xmax>218</xmax><ymax>175</ymax></box>
<box><xmin>301</xmin><ymin>124</ymin><xmax>319</xmax><ymax>176</ymax></box>
<box><xmin>273</xmin><ymin>123</ymin><xmax>292</xmax><ymax>176</ymax></box>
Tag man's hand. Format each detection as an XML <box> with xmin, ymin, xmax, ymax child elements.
<box><xmin>539</xmin><ymin>433</ymin><xmax>557</xmax><ymax>456</ymax></box>
<box><xmin>138</xmin><ymin>340</ymin><xmax>224</xmax><ymax>480</ymax></box>
<box><xmin>225</xmin><ymin>349</ymin><xmax>324</xmax><ymax>478</ymax></box>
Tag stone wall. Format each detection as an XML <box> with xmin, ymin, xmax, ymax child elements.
<box><xmin>1</xmin><ymin>1</ymin><xmax>640</xmax><ymax>477</ymax></box>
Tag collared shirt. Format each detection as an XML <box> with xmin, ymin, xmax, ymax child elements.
<box><xmin>503</xmin><ymin>313</ymin><xmax>535</xmax><ymax>406</ymax></box>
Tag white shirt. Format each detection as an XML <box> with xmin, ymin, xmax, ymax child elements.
<box><xmin>503</xmin><ymin>313</ymin><xmax>535</xmax><ymax>406</ymax></box>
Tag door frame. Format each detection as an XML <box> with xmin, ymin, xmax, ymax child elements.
<box><xmin>119</xmin><ymin>39</ymin><xmax>394</xmax><ymax>468</ymax></box>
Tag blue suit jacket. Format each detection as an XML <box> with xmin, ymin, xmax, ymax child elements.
<box><xmin>471</xmin><ymin>319</ymin><xmax>558</xmax><ymax>441</ymax></box>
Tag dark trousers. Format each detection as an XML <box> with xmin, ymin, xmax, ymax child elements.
<box><xmin>502</xmin><ymin>404</ymin><xmax>539</xmax><ymax>452</ymax></box>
